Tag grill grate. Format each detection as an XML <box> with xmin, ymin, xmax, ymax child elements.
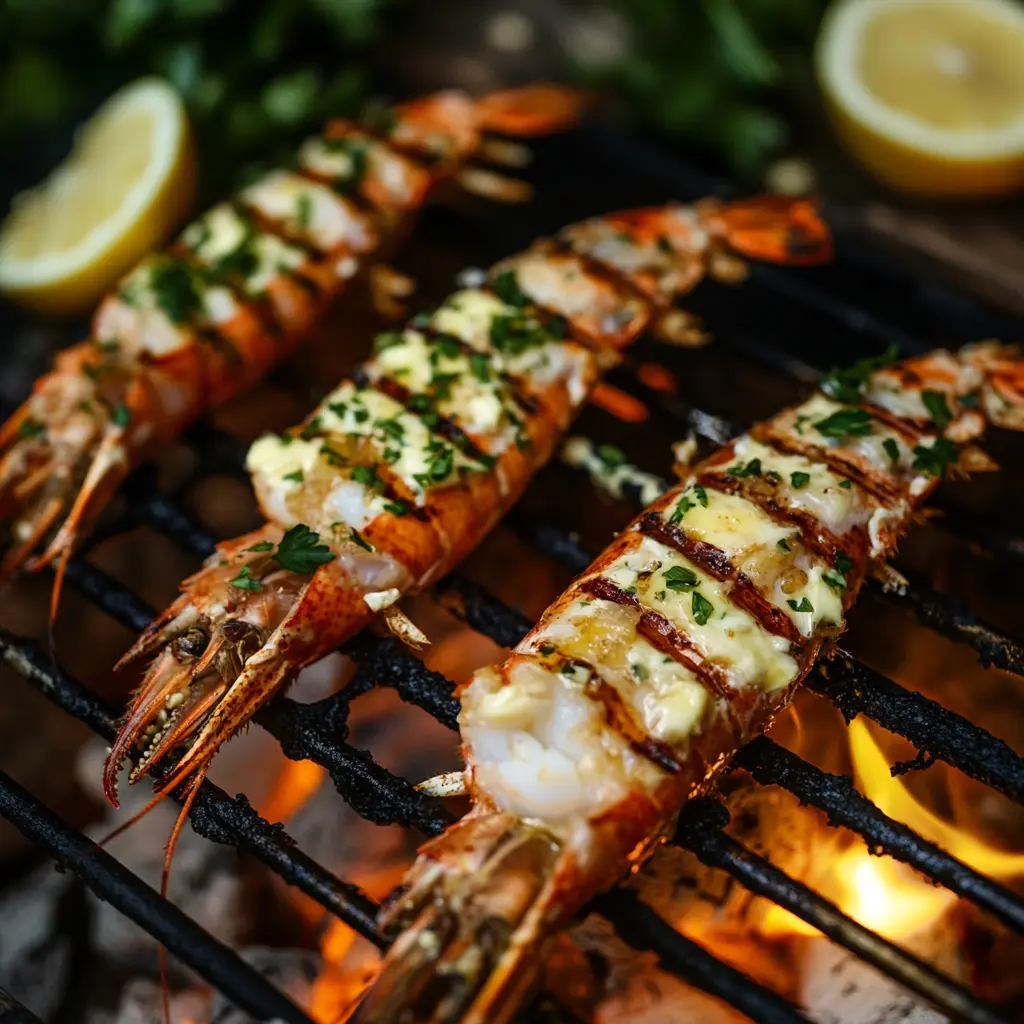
<box><xmin>2</xmin><ymin>124</ymin><xmax>1024</xmax><ymax>1024</ymax></box>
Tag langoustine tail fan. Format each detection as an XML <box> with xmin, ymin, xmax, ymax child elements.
<box><xmin>0</xmin><ymin>83</ymin><xmax>588</xmax><ymax>617</ymax></box>
<box><xmin>353</xmin><ymin>340</ymin><xmax>1024</xmax><ymax>1024</ymax></box>
<box><xmin>101</xmin><ymin>196</ymin><xmax>829</xmax><ymax>820</ymax></box>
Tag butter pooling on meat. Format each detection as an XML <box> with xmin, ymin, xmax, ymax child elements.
<box><xmin>355</xmin><ymin>341</ymin><xmax>1024</xmax><ymax>1024</ymax></box>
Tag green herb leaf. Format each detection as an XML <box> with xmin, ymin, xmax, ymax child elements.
<box><xmin>823</xmin><ymin>570</ymin><xmax>847</xmax><ymax>591</ymax></box>
<box><xmin>351</xmin><ymin>464</ymin><xmax>384</xmax><ymax>489</ymax></box>
<box><xmin>18</xmin><ymin>417</ymin><xmax>46</xmax><ymax>440</ymax></box>
<box><xmin>669</xmin><ymin>495</ymin><xmax>696</xmax><ymax>525</ymax></box>
<box><xmin>150</xmin><ymin>259</ymin><xmax>204</xmax><ymax>324</ymax></box>
<box><xmin>693</xmin><ymin>485</ymin><xmax>708</xmax><ymax>507</ymax></box>
<box><xmin>883</xmin><ymin>437</ymin><xmax>900</xmax><ymax>463</ymax></box>
<box><xmin>295</xmin><ymin>192</ymin><xmax>312</xmax><ymax>229</ymax></box>
<box><xmin>921</xmin><ymin>389</ymin><xmax>952</xmax><ymax>430</ymax></box>
<box><xmin>663</xmin><ymin>565</ymin><xmax>699</xmax><ymax>591</ymax></box>
<box><xmin>112</xmin><ymin>403</ymin><xmax>131</xmax><ymax>428</ymax></box>
<box><xmin>692</xmin><ymin>591</ymin><xmax>714</xmax><ymax>625</ymax></box>
<box><xmin>790</xmin><ymin>471</ymin><xmax>810</xmax><ymax>488</ymax></box>
<box><xmin>469</xmin><ymin>352</ymin><xmax>492</xmax><ymax>383</ymax></box>
<box><xmin>631</xmin><ymin>662</ymin><xmax>649</xmax><ymax>681</ymax></box>
<box><xmin>283</xmin><ymin>469</ymin><xmax>304</xmax><ymax>483</ymax></box>
<box><xmin>383</xmin><ymin>500</ymin><xmax>410</xmax><ymax>517</ymax></box>
<box><xmin>274</xmin><ymin>524</ymin><xmax>334</xmax><ymax>574</ymax></box>
<box><xmin>245</xmin><ymin>541</ymin><xmax>274</xmax><ymax>552</ymax></box>
<box><xmin>835</xmin><ymin>551</ymin><xmax>854</xmax><ymax>574</ymax></box>
<box><xmin>491</xmin><ymin>269</ymin><xmax>528</xmax><ymax>307</ymax></box>
<box><xmin>349</xmin><ymin>527</ymin><xmax>374</xmax><ymax>551</ymax></box>
<box><xmin>787</xmin><ymin>597</ymin><xmax>813</xmax><ymax>613</ymax></box>
<box><xmin>820</xmin><ymin>346</ymin><xmax>900</xmax><ymax>404</ymax></box>
<box><xmin>229</xmin><ymin>565</ymin><xmax>263</xmax><ymax>592</ymax></box>
<box><xmin>777</xmin><ymin>538</ymin><xmax>791</xmax><ymax>552</ymax></box>
<box><xmin>839</xmin><ymin>479</ymin><xmax>853</xmax><ymax>488</ymax></box>
<box><xmin>813</xmin><ymin>407</ymin><xmax>874</xmax><ymax>439</ymax></box>
<box><xmin>912</xmin><ymin>436</ymin><xmax>958</xmax><ymax>477</ymax></box>
<box><xmin>597</xmin><ymin>444</ymin><xmax>627</xmax><ymax>469</ymax></box>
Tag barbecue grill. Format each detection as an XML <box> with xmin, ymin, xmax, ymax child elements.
<box><xmin>2</xmin><ymin>123</ymin><xmax>1024</xmax><ymax>1024</ymax></box>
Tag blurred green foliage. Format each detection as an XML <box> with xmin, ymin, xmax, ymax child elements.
<box><xmin>0</xmin><ymin>0</ymin><xmax>396</xmax><ymax>194</ymax></box>
<box><xmin>591</xmin><ymin>0</ymin><xmax>830</xmax><ymax>179</ymax></box>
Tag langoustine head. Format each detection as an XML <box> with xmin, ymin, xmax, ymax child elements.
<box><xmin>0</xmin><ymin>340</ymin><xmax>166</xmax><ymax>616</ymax></box>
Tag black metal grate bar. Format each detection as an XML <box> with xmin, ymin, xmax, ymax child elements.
<box><xmin>733</xmin><ymin>737</ymin><xmax>1024</xmax><ymax>933</ymax></box>
<box><xmin>590</xmin><ymin>891</ymin><xmax>812</xmax><ymax>1024</ymax></box>
<box><xmin>0</xmin><ymin>988</ymin><xmax>43</xmax><ymax>1024</ymax></box>
<box><xmin>0</xmin><ymin>768</ymin><xmax>315</xmax><ymax>1024</ymax></box>
<box><xmin>675</xmin><ymin>799</ymin><xmax>1007</xmax><ymax>1024</ymax></box>
<box><xmin>2</xmin><ymin>628</ymin><xmax>804</xmax><ymax>1023</ymax></box>
<box><xmin>809</xmin><ymin>659</ymin><xmax>1024</xmax><ymax>805</ymax></box>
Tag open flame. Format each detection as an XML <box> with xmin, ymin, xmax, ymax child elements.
<box><xmin>764</xmin><ymin>714</ymin><xmax>1024</xmax><ymax>944</ymax></box>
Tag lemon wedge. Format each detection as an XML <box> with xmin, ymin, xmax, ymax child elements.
<box><xmin>0</xmin><ymin>77</ymin><xmax>197</xmax><ymax>315</ymax></box>
<box><xmin>816</xmin><ymin>0</ymin><xmax>1024</xmax><ymax>197</ymax></box>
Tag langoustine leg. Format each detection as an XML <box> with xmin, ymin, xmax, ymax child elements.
<box><xmin>0</xmin><ymin>83</ymin><xmax>588</xmax><ymax>616</ymax></box>
<box><xmin>354</xmin><ymin>341</ymin><xmax>1024</xmax><ymax>1024</ymax></box>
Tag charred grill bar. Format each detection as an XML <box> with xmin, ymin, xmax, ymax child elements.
<box><xmin>2</xmin><ymin>126</ymin><xmax>1024</xmax><ymax>1023</ymax></box>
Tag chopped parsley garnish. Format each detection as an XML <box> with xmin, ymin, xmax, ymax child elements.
<box><xmin>18</xmin><ymin>417</ymin><xmax>46</xmax><ymax>440</ymax></box>
<box><xmin>383</xmin><ymin>500</ymin><xmax>410</xmax><ymax>517</ymax></box>
<box><xmin>883</xmin><ymin>437</ymin><xmax>900</xmax><ymax>463</ymax></box>
<box><xmin>295</xmin><ymin>193</ymin><xmax>312</xmax><ymax>230</ymax></box>
<box><xmin>374</xmin><ymin>331</ymin><xmax>405</xmax><ymax>352</ymax></box>
<box><xmin>912</xmin><ymin>436</ymin><xmax>958</xmax><ymax>477</ymax></box>
<box><xmin>469</xmin><ymin>352</ymin><xmax>491</xmax><ymax>383</ymax></box>
<box><xmin>377</xmin><ymin>417</ymin><xmax>405</xmax><ymax>441</ymax></box>
<box><xmin>489</xmin><ymin>309</ymin><xmax>554</xmax><ymax>357</ymax></box>
<box><xmin>430</xmin><ymin>371</ymin><xmax>461</xmax><ymax>400</ymax></box>
<box><xmin>823</xmin><ymin>570</ymin><xmax>847</xmax><ymax>591</ymax></box>
<box><xmin>663</xmin><ymin>565</ymin><xmax>699</xmax><ymax>591</ymax></box>
<box><xmin>727</xmin><ymin>458</ymin><xmax>762</xmax><ymax>478</ymax></box>
<box><xmin>434</xmin><ymin>334</ymin><xmax>461</xmax><ymax>359</ymax></box>
<box><xmin>229</xmin><ymin>566</ymin><xmax>263</xmax><ymax>592</ymax></box>
<box><xmin>921</xmin><ymin>389</ymin><xmax>952</xmax><ymax>430</ymax></box>
<box><xmin>319</xmin><ymin>444</ymin><xmax>346</xmax><ymax>467</ymax></box>
<box><xmin>299</xmin><ymin>416</ymin><xmax>322</xmax><ymax>440</ymax></box>
<box><xmin>328</xmin><ymin>400</ymin><xmax>347</xmax><ymax>419</ymax></box>
<box><xmin>693</xmin><ymin>485</ymin><xmax>708</xmax><ymax>507</ymax></box>
<box><xmin>787</xmin><ymin>597</ymin><xmax>813</xmax><ymax>613</ymax></box>
<box><xmin>669</xmin><ymin>494</ymin><xmax>696</xmax><ymax>525</ymax></box>
<box><xmin>538</xmin><ymin>642</ymin><xmax>556</xmax><ymax>656</ymax></box>
<box><xmin>596</xmin><ymin>444</ymin><xmax>627</xmax><ymax>470</ymax></box>
<box><xmin>112</xmin><ymin>403</ymin><xmax>131</xmax><ymax>429</ymax></box>
<box><xmin>820</xmin><ymin>345</ymin><xmax>899</xmax><ymax>404</ymax></box>
<box><xmin>794</xmin><ymin>414</ymin><xmax>810</xmax><ymax>435</ymax></box>
<box><xmin>383</xmin><ymin>447</ymin><xmax>401</xmax><ymax>464</ymax></box>
<box><xmin>322</xmin><ymin>137</ymin><xmax>369</xmax><ymax>190</ymax></box>
<box><xmin>655</xmin><ymin>589</ymin><xmax>667</xmax><ymax>601</ymax></box>
<box><xmin>413</xmin><ymin>446</ymin><xmax>454</xmax><ymax>488</ymax></box>
<box><xmin>790</xmin><ymin>471</ymin><xmax>810</xmax><ymax>489</ymax></box>
<box><xmin>212</xmin><ymin>225</ymin><xmax>259</xmax><ymax>280</ymax></box>
<box><xmin>348</xmin><ymin>527</ymin><xmax>374</xmax><ymax>551</ymax></box>
<box><xmin>765</xmin><ymin>469</ymin><xmax>782</xmax><ymax>484</ymax></box>
<box><xmin>839</xmin><ymin>479</ymin><xmax>853</xmax><ymax>488</ymax></box>
<box><xmin>814</xmin><ymin>407</ymin><xmax>875</xmax><ymax>439</ymax></box>
<box><xmin>283</xmin><ymin>469</ymin><xmax>305</xmax><ymax>483</ymax></box>
<box><xmin>351</xmin><ymin>465</ymin><xmax>384</xmax><ymax>489</ymax></box>
<box><xmin>352</xmin><ymin>407</ymin><xmax>369</xmax><ymax>424</ymax></box>
<box><xmin>94</xmin><ymin>337</ymin><xmax>120</xmax><ymax>354</ymax></box>
<box><xmin>491</xmin><ymin>269</ymin><xmax>528</xmax><ymax>307</ymax></box>
<box><xmin>835</xmin><ymin>551</ymin><xmax>854</xmax><ymax>574</ymax></box>
<box><xmin>150</xmin><ymin>259</ymin><xmax>204</xmax><ymax>324</ymax></box>
<box><xmin>691</xmin><ymin>591</ymin><xmax>714</xmax><ymax>625</ymax></box>
<box><xmin>245</xmin><ymin>541</ymin><xmax>275</xmax><ymax>552</ymax></box>
<box><xmin>632</xmin><ymin>662</ymin><xmax>649</xmax><ymax>681</ymax></box>
<box><xmin>275</xmin><ymin>524</ymin><xmax>335</xmax><ymax>573</ymax></box>
<box><xmin>777</xmin><ymin>538</ymin><xmax>791</xmax><ymax>552</ymax></box>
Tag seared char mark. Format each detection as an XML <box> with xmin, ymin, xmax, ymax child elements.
<box><xmin>637</xmin><ymin>511</ymin><xmax>804</xmax><ymax>645</ymax></box>
<box><xmin>577</xmin><ymin>575</ymin><xmax>735</xmax><ymax>705</ymax></box>
<box><xmin>583</xmin><ymin>669</ymin><xmax>686</xmax><ymax>775</ymax></box>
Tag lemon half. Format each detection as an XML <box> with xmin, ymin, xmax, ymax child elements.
<box><xmin>0</xmin><ymin>77</ymin><xmax>197</xmax><ymax>315</ymax></box>
<box><xmin>816</xmin><ymin>0</ymin><xmax>1024</xmax><ymax>197</ymax></box>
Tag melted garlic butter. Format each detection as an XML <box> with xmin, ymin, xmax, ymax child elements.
<box><xmin>529</xmin><ymin>597</ymin><xmax>710</xmax><ymax>745</ymax></box>
<box><xmin>181</xmin><ymin>204</ymin><xmax>307</xmax><ymax>296</ymax></box>
<box><xmin>600</xmin><ymin>535</ymin><xmax>798</xmax><ymax>692</ymax></box>
<box><xmin>662</xmin><ymin>484</ymin><xmax>842</xmax><ymax>635</ymax></box>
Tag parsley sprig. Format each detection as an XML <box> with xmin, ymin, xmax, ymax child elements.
<box><xmin>820</xmin><ymin>345</ymin><xmax>899</xmax><ymax>404</ymax></box>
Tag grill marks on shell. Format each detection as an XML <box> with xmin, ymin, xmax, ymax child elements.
<box><xmin>637</xmin><ymin>511</ymin><xmax>804</xmax><ymax>646</ymax></box>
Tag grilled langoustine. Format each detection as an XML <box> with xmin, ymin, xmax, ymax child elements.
<box><xmin>101</xmin><ymin>197</ymin><xmax>830</xmax><ymax>815</ymax></box>
<box><xmin>354</xmin><ymin>341</ymin><xmax>1024</xmax><ymax>1024</ymax></box>
<box><xmin>0</xmin><ymin>85</ymin><xmax>586</xmax><ymax>613</ymax></box>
